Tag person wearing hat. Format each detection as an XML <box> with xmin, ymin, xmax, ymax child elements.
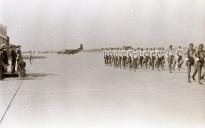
<box><xmin>10</xmin><ymin>45</ymin><xmax>17</xmax><ymax>73</ymax></box>
<box><xmin>192</xmin><ymin>44</ymin><xmax>204</xmax><ymax>84</ymax></box>
<box><xmin>185</xmin><ymin>43</ymin><xmax>196</xmax><ymax>83</ymax></box>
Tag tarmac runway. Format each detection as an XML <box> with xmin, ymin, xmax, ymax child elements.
<box><xmin>0</xmin><ymin>52</ymin><xmax>205</xmax><ymax>128</ymax></box>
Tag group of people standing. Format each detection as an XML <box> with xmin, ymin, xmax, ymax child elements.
<box><xmin>0</xmin><ymin>44</ymin><xmax>26</xmax><ymax>80</ymax></box>
<box><xmin>103</xmin><ymin>43</ymin><xmax>205</xmax><ymax>84</ymax></box>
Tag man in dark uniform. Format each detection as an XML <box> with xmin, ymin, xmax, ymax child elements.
<box><xmin>192</xmin><ymin>44</ymin><xmax>204</xmax><ymax>84</ymax></box>
<box><xmin>0</xmin><ymin>47</ymin><xmax>4</xmax><ymax>80</ymax></box>
<box><xmin>10</xmin><ymin>45</ymin><xmax>17</xmax><ymax>73</ymax></box>
<box><xmin>185</xmin><ymin>43</ymin><xmax>196</xmax><ymax>83</ymax></box>
<box><xmin>1</xmin><ymin>45</ymin><xmax>9</xmax><ymax>73</ymax></box>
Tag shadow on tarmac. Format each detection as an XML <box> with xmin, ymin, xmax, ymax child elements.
<box><xmin>23</xmin><ymin>73</ymin><xmax>57</xmax><ymax>80</ymax></box>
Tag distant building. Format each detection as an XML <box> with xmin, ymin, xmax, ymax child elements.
<box><xmin>0</xmin><ymin>23</ymin><xmax>10</xmax><ymax>53</ymax></box>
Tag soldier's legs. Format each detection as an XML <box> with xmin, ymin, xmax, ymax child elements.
<box><xmin>187</xmin><ymin>62</ymin><xmax>192</xmax><ymax>82</ymax></box>
<box><xmin>151</xmin><ymin>57</ymin><xmax>155</xmax><ymax>69</ymax></box>
<box><xmin>11</xmin><ymin>60</ymin><xmax>16</xmax><ymax>73</ymax></box>
<box><xmin>198</xmin><ymin>62</ymin><xmax>203</xmax><ymax>84</ymax></box>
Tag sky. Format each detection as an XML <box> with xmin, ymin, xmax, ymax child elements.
<box><xmin>0</xmin><ymin>0</ymin><xmax>205</xmax><ymax>50</ymax></box>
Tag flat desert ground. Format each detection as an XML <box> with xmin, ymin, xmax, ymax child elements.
<box><xmin>0</xmin><ymin>52</ymin><xmax>205</xmax><ymax>128</ymax></box>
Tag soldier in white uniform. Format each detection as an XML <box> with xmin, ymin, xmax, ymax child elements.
<box><xmin>150</xmin><ymin>48</ymin><xmax>156</xmax><ymax>70</ymax></box>
<box><xmin>127</xmin><ymin>48</ymin><xmax>134</xmax><ymax>69</ymax></box>
<box><xmin>122</xmin><ymin>48</ymin><xmax>127</xmax><ymax>69</ymax></box>
<box><xmin>156</xmin><ymin>48</ymin><xmax>162</xmax><ymax>71</ymax></box>
<box><xmin>167</xmin><ymin>45</ymin><xmax>175</xmax><ymax>73</ymax></box>
<box><xmin>143</xmin><ymin>48</ymin><xmax>150</xmax><ymax>69</ymax></box>
<box><xmin>114</xmin><ymin>48</ymin><xmax>119</xmax><ymax>68</ymax></box>
<box><xmin>161</xmin><ymin>47</ymin><xmax>166</xmax><ymax>70</ymax></box>
<box><xmin>108</xmin><ymin>49</ymin><xmax>112</xmax><ymax>66</ymax></box>
<box><xmin>104</xmin><ymin>49</ymin><xmax>108</xmax><ymax>66</ymax></box>
<box><xmin>139</xmin><ymin>48</ymin><xmax>144</xmax><ymax>68</ymax></box>
<box><xmin>118</xmin><ymin>48</ymin><xmax>123</xmax><ymax>68</ymax></box>
<box><xmin>132</xmin><ymin>49</ymin><xmax>139</xmax><ymax>71</ymax></box>
<box><xmin>176</xmin><ymin>46</ymin><xmax>184</xmax><ymax>70</ymax></box>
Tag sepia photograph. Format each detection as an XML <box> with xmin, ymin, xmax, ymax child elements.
<box><xmin>0</xmin><ymin>0</ymin><xmax>205</xmax><ymax>128</ymax></box>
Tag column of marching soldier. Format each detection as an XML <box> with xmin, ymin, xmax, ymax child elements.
<box><xmin>0</xmin><ymin>44</ymin><xmax>26</xmax><ymax>80</ymax></box>
<box><xmin>104</xmin><ymin>43</ymin><xmax>205</xmax><ymax>84</ymax></box>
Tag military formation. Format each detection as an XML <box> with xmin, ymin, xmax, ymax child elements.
<box><xmin>0</xmin><ymin>44</ymin><xmax>26</xmax><ymax>80</ymax></box>
<box><xmin>104</xmin><ymin>43</ymin><xmax>205</xmax><ymax>84</ymax></box>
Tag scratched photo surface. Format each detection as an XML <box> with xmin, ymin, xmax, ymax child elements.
<box><xmin>0</xmin><ymin>0</ymin><xmax>205</xmax><ymax>128</ymax></box>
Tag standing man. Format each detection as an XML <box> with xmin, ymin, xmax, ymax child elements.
<box><xmin>167</xmin><ymin>45</ymin><xmax>175</xmax><ymax>73</ymax></box>
<box><xmin>1</xmin><ymin>44</ymin><xmax>9</xmax><ymax>73</ymax></box>
<box><xmin>16</xmin><ymin>45</ymin><xmax>23</xmax><ymax>75</ymax></box>
<box><xmin>185</xmin><ymin>43</ymin><xmax>196</xmax><ymax>83</ymax></box>
<box><xmin>192</xmin><ymin>44</ymin><xmax>204</xmax><ymax>84</ymax></box>
<box><xmin>10</xmin><ymin>45</ymin><xmax>17</xmax><ymax>73</ymax></box>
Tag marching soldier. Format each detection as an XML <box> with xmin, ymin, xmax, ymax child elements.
<box><xmin>185</xmin><ymin>43</ymin><xmax>196</xmax><ymax>83</ymax></box>
<box><xmin>150</xmin><ymin>48</ymin><xmax>156</xmax><ymax>70</ymax></box>
<box><xmin>156</xmin><ymin>48</ymin><xmax>162</xmax><ymax>71</ymax></box>
<box><xmin>108</xmin><ymin>48</ymin><xmax>112</xmax><ymax>66</ymax></box>
<box><xmin>127</xmin><ymin>48</ymin><xmax>133</xmax><ymax>70</ymax></box>
<box><xmin>143</xmin><ymin>48</ymin><xmax>150</xmax><ymax>69</ymax></box>
<box><xmin>104</xmin><ymin>49</ymin><xmax>107</xmax><ymax>66</ymax></box>
<box><xmin>114</xmin><ymin>48</ymin><xmax>119</xmax><ymax>68</ymax></box>
<box><xmin>118</xmin><ymin>48</ymin><xmax>123</xmax><ymax>68</ymax></box>
<box><xmin>132</xmin><ymin>49</ymin><xmax>139</xmax><ymax>71</ymax></box>
<box><xmin>167</xmin><ymin>45</ymin><xmax>175</xmax><ymax>73</ymax></box>
<box><xmin>122</xmin><ymin>48</ymin><xmax>127</xmax><ymax>69</ymax></box>
<box><xmin>139</xmin><ymin>48</ymin><xmax>144</xmax><ymax>68</ymax></box>
<box><xmin>176</xmin><ymin>46</ymin><xmax>184</xmax><ymax>70</ymax></box>
<box><xmin>161</xmin><ymin>47</ymin><xmax>166</xmax><ymax>70</ymax></box>
<box><xmin>192</xmin><ymin>44</ymin><xmax>204</xmax><ymax>84</ymax></box>
<box><xmin>111</xmin><ymin>49</ymin><xmax>115</xmax><ymax>66</ymax></box>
